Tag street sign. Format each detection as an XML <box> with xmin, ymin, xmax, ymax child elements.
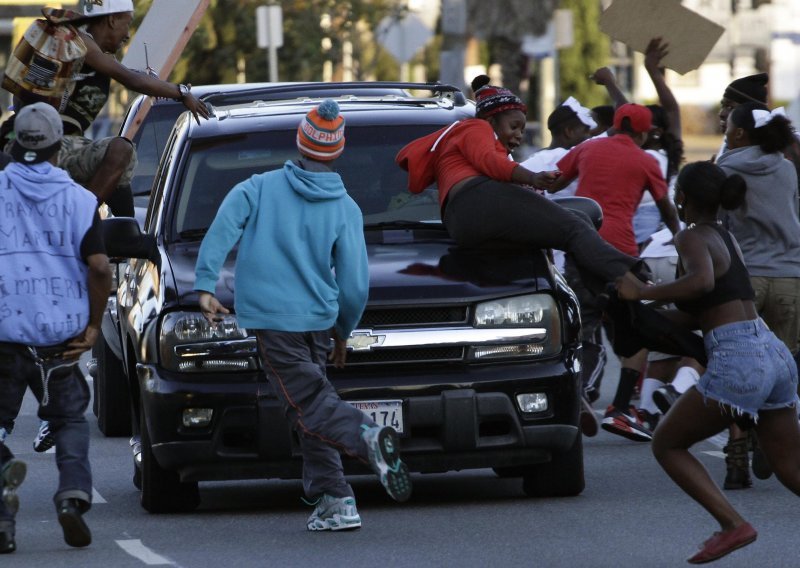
<box><xmin>256</xmin><ymin>5</ymin><xmax>283</xmax><ymax>49</ymax></box>
<box><xmin>377</xmin><ymin>13</ymin><xmax>433</xmax><ymax>64</ymax></box>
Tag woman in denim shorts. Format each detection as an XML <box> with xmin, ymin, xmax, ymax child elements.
<box><xmin>617</xmin><ymin>161</ymin><xmax>800</xmax><ymax>564</ymax></box>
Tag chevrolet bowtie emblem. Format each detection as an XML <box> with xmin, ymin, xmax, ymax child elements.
<box><xmin>348</xmin><ymin>331</ymin><xmax>386</xmax><ymax>351</ymax></box>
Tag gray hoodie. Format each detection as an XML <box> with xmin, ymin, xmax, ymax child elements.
<box><xmin>717</xmin><ymin>145</ymin><xmax>800</xmax><ymax>277</ymax></box>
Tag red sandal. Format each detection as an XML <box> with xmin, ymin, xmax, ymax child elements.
<box><xmin>687</xmin><ymin>522</ymin><xmax>757</xmax><ymax>564</ymax></box>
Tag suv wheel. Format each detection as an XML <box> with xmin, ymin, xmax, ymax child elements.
<box><xmin>94</xmin><ymin>334</ymin><xmax>132</xmax><ymax>437</ymax></box>
<box><xmin>522</xmin><ymin>432</ymin><xmax>585</xmax><ymax>497</ymax></box>
<box><xmin>140</xmin><ymin>409</ymin><xmax>200</xmax><ymax>513</ymax></box>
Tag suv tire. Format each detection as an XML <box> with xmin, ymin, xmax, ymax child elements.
<box><xmin>140</xmin><ymin>408</ymin><xmax>200</xmax><ymax>513</ymax></box>
<box><xmin>522</xmin><ymin>432</ymin><xmax>585</xmax><ymax>497</ymax></box>
<box><xmin>95</xmin><ymin>334</ymin><xmax>132</xmax><ymax>437</ymax></box>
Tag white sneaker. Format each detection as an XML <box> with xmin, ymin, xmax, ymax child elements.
<box><xmin>361</xmin><ymin>425</ymin><xmax>412</xmax><ymax>502</ymax></box>
<box><xmin>306</xmin><ymin>494</ymin><xmax>361</xmax><ymax>531</ymax></box>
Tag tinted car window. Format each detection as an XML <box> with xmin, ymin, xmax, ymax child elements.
<box><xmin>173</xmin><ymin>125</ymin><xmax>442</xmax><ymax>240</ymax></box>
<box><xmin>131</xmin><ymin>104</ymin><xmax>187</xmax><ymax>198</ymax></box>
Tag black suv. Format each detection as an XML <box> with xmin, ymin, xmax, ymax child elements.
<box><xmin>100</xmin><ymin>82</ymin><xmax>587</xmax><ymax>513</ymax></box>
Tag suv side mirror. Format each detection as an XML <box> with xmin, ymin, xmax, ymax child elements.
<box><xmin>102</xmin><ymin>217</ymin><xmax>160</xmax><ymax>265</ymax></box>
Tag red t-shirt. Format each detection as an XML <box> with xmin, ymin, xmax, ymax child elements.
<box><xmin>557</xmin><ymin>135</ymin><xmax>667</xmax><ymax>256</ymax></box>
<box><xmin>434</xmin><ymin>119</ymin><xmax>518</xmax><ymax>205</ymax></box>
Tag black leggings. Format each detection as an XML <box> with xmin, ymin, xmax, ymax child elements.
<box><xmin>443</xmin><ymin>178</ymin><xmax>637</xmax><ymax>287</ymax></box>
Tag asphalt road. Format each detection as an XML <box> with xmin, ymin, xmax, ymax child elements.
<box><xmin>3</xmin><ymin>348</ymin><xmax>798</xmax><ymax>568</ymax></box>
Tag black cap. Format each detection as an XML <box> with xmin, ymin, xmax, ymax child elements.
<box><xmin>724</xmin><ymin>73</ymin><xmax>769</xmax><ymax>105</ymax></box>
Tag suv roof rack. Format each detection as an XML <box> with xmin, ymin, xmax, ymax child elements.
<box><xmin>199</xmin><ymin>82</ymin><xmax>467</xmax><ymax>107</ymax></box>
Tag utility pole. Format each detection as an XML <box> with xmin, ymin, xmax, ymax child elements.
<box><xmin>439</xmin><ymin>0</ymin><xmax>467</xmax><ymax>93</ymax></box>
<box><xmin>256</xmin><ymin>4</ymin><xmax>283</xmax><ymax>82</ymax></box>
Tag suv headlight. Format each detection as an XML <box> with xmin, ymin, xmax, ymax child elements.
<box><xmin>470</xmin><ymin>294</ymin><xmax>561</xmax><ymax>359</ymax></box>
<box><xmin>159</xmin><ymin>311</ymin><xmax>259</xmax><ymax>373</ymax></box>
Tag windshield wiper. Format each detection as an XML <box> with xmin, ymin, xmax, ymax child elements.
<box><xmin>364</xmin><ymin>221</ymin><xmax>441</xmax><ymax>230</ymax></box>
<box><xmin>178</xmin><ymin>228</ymin><xmax>209</xmax><ymax>240</ymax></box>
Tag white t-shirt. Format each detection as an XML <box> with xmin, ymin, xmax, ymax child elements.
<box><xmin>520</xmin><ymin>147</ymin><xmax>578</xmax><ymax>197</ymax></box>
<box><xmin>639</xmin><ymin>149</ymin><xmax>670</xmax><ymax>207</ymax></box>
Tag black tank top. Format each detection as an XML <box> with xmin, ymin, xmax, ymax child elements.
<box><xmin>60</xmin><ymin>61</ymin><xmax>110</xmax><ymax>136</ymax></box>
<box><xmin>675</xmin><ymin>223</ymin><xmax>755</xmax><ymax>315</ymax></box>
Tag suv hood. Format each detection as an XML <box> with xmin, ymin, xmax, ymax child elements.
<box><xmin>167</xmin><ymin>233</ymin><xmax>552</xmax><ymax>308</ymax></box>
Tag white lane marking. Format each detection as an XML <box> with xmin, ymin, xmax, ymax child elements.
<box><xmin>708</xmin><ymin>433</ymin><xmax>727</xmax><ymax>448</ymax></box>
<box><xmin>92</xmin><ymin>487</ymin><xmax>107</xmax><ymax>504</ymax></box>
<box><xmin>116</xmin><ymin>539</ymin><xmax>175</xmax><ymax>565</ymax></box>
<box><xmin>701</xmin><ymin>450</ymin><xmax>726</xmax><ymax>459</ymax></box>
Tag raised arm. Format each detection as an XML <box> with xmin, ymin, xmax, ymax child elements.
<box><xmin>590</xmin><ymin>67</ymin><xmax>628</xmax><ymax>109</ymax></box>
<box><xmin>81</xmin><ymin>33</ymin><xmax>210</xmax><ymax>124</ymax></box>
<box><xmin>644</xmin><ymin>37</ymin><xmax>682</xmax><ymax>140</ymax></box>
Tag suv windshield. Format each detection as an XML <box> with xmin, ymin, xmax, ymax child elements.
<box><xmin>173</xmin><ymin>125</ymin><xmax>442</xmax><ymax>240</ymax></box>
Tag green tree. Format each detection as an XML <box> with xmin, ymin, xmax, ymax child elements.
<box><xmin>131</xmin><ymin>0</ymin><xmax>406</xmax><ymax>86</ymax></box>
<box><xmin>557</xmin><ymin>0</ymin><xmax>609</xmax><ymax>108</ymax></box>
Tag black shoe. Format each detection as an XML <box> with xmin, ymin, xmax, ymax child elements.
<box><xmin>57</xmin><ymin>499</ymin><xmax>91</xmax><ymax>548</ymax></box>
<box><xmin>1</xmin><ymin>459</ymin><xmax>26</xmax><ymax>516</ymax></box>
<box><xmin>0</xmin><ymin>530</ymin><xmax>14</xmax><ymax>554</ymax></box>
<box><xmin>723</xmin><ymin>438</ymin><xmax>752</xmax><ymax>490</ymax></box>
<box><xmin>638</xmin><ymin>409</ymin><xmax>661</xmax><ymax>432</ymax></box>
<box><xmin>652</xmin><ymin>384</ymin><xmax>680</xmax><ymax>415</ymax></box>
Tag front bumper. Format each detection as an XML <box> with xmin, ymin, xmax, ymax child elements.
<box><xmin>138</xmin><ymin>354</ymin><xmax>581</xmax><ymax>483</ymax></box>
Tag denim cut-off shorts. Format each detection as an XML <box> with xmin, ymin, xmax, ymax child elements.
<box><xmin>697</xmin><ymin>318</ymin><xmax>799</xmax><ymax>420</ymax></box>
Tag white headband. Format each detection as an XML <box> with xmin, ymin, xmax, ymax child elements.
<box><xmin>752</xmin><ymin>106</ymin><xmax>786</xmax><ymax>129</ymax></box>
<box><xmin>562</xmin><ymin>96</ymin><xmax>597</xmax><ymax>130</ymax></box>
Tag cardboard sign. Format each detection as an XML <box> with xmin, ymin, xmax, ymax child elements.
<box><xmin>120</xmin><ymin>0</ymin><xmax>210</xmax><ymax>139</ymax></box>
<box><xmin>599</xmin><ymin>0</ymin><xmax>725</xmax><ymax>75</ymax></box>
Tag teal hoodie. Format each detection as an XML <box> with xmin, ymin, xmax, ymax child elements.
<box><xmin>195</xmin><ymin>160</ymin><xmax>369</xmax><ymax>338</ymax></box>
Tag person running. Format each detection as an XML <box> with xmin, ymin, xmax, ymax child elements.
<box><xmin>195</xmin><ymin>100</ymin><xmax>411</xmax><ymax>531</ymax></box>
<box><xmin>616</xmin><ymin>161</ymin><xmax>800</xmax><ymax>564</ymax></box>
<box><xmin>396</xmin><ymin>75</ymin><xmax>650</xmax><ymax>295</ymax></box>
<box><xmin>0</xmin><ymin>103</ymin><xmax>112</xmax><ymax>553</ymax></box>
<box><xmin>1</xmin><ymin>0</ymin><xmax>210</xmax><ymax>217</ymax></box>
<box><xmin>717</xmin><ymin>102</ymin><xmax>800</xmax><ymax>487</ymax></box>
<box><xmin>551</xmin><ymin>103</ymin><xmax>681</xmax><ymax>442</ymax></box>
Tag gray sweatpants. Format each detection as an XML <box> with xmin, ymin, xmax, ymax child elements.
<box><xmin>255</xmin><ymin>329</ymin><xmax>375</xmax><ymax>499</ymax></box>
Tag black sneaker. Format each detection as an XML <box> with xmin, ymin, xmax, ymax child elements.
<box><xmin>0</xmin><ymin>529</ymin><xmax>14</xmax><ymax>554</ymax></box>
<box><xmin>638</xmin><ymin>409</ymin><xmax>660</xmax><ymax>432</ymax></box>
<box><xmin>652</xmin><ymin>384</ymin><xmax>680</xmax><ymax>415</ymax></box>
<box><xmin>57</xmin><ymin>499</ymin><xmax>91</xmax><ymax>548</ymax></box>
<box><xmin>33</xmin><ymin>420</ymin><xmax>55</xmax><ymax>453</ymax></box>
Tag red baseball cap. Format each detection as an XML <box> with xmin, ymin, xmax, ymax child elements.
<box><xmin>613</xmin><ymin>103</ymin><xmax>653</xmax><ymax>134</ymax></box>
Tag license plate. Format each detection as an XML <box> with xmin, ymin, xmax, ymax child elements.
<box><xmin>349</xmin><ymin>399</ymin><xmax>404</xmax><ymax>434</ymax></box>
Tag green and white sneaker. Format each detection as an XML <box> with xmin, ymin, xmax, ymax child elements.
<box><xmin>1</xmin><ymin>459</ymin><xmax>27</xmax><ymax>516</ymax></box>
<box><xmin>361</xmin><ymin>425</ymin><xmax>412</xmax><ymax>502</ymax></box>
<box><xmin>306</xmin><ymin>494</ymin><xmax>362</xmax><ymax>531</ymax></box>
